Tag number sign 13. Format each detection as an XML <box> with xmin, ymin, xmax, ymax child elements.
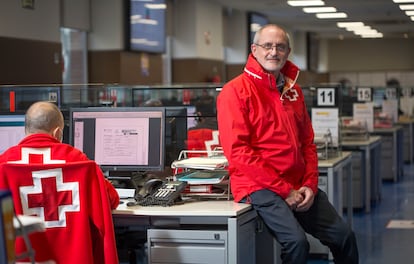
<box><xmin>316</xmin><ymin>88</ymin><xmax>336</xmax><ymax>107</ymax></box>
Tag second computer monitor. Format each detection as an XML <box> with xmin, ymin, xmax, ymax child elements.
<box><xmin>69</xmin><ymin>107</ymin><xmax>165</xmax><ymax>172</ymax></box>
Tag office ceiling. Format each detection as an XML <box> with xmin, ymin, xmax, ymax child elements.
<box><xmin>213</xmin><ymin>0</ymin><xmax>414</xmax><ymax>39</ymax></box>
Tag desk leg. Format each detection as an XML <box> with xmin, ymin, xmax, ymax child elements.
<box><xmin>344</xmin><ymin>160</ymin><xmax>353</xmax><ymax>227</ymax></box>
<box><xmin>364</xmin><ymin>147</ymin><xmax>371</xmax><ymax>213</ymax></box>
<box><xmin>228</xmin><ymin>210</ymin><xmax>257</xmax><ymax>264</ymax></box>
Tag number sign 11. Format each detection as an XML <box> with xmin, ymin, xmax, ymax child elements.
<box><xmin>316</xmin><ymin>88</ymin><xmax>336</xmax><ymax>107</ymax></box>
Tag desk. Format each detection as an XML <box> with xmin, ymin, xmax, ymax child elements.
<box><xmin>317</xmin><ymin>151</ymin><xmax>353</xmax><ymax>225</ymax></box>
<box><xmin>310</xmin><ymin>151</ymin><xmax>353</xmax><ymax>258</ymax></box>
<box><xmin>113</xmin><ymin>150</ymin><xmax>353</xmax><ymax>264</ymax></box>
<box><xmin>396</xmin><ymin>119</ymin><xmax>414</xmax><ymax>164</ymax></box>
<box><xmin>341</xmin><ymin>136</ymin><xmax>382</xmax><ymax>213</ymax></box>
<box><xmin>113</xmin><ymin>200</ymin><xmax>280</xmax><ymax>264</ymax></box>
<box><xmin>371</xmin><ymin>126</ymin><xmax>404</xmax><ymax>182</ymax></box>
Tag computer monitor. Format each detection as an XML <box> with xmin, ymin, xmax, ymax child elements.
<box><xmin>69</xmin><ymin>107</ymin><xmax>165</xmax><ymax>172</ymax></box>
<box><xmin>0</xmin><ymin>114</ymin><xmax>25</xmax><ymax>154</ymax></box>
<box><xmin>164</xmin><ymin>106</ymin><xmax>188</xmax><ymax>166</ymax></box>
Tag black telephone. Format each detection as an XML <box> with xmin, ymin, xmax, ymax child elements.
<box><xmin>127</xmin><ymin>176</ymin><xmax>187</xmax><ymax>207</ymax></box>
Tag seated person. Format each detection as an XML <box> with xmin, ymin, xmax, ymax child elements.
<box><xmin>0</xmin><ymin>101</ymin><xmax>119</xmax><ymax>209</ymax></box>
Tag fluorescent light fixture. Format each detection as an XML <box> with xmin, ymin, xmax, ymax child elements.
<box><xmin>303</xmin><ymin>7</ymin><xmax>336</xmax><ymax>13</ymax></box>
<box><xmin>354</xmin><ymin>29</ymin><xmax>378</xmax><ymax>35</ymax></box>
<box><xmin>393</xmin><ymin>0</ymin><xmax>414</xmax><ymax>3</ymax></box>
<box><xmin>411</xmin><ymin>16</ymin><xmax>414</xmax><ymax>20</ymax></box>
<box><xmin>405</xmin><ymin>10</ymin><xmax>414</xmax><ymax>15</ymax></box>
<box><xmin>287</xmin><ymin>0</ymin><xmax>325</xmax><ymax>7</ymax></box>
<box><xmin>399</xmin><ymin>4</ymin><xmax>414</xmax><ymax>10</ymax></box>
<box><xmin>337</xmin><ymin>22</ymin><xmax>364</xmax><ymax>28</ymax></box>
<box><xmin>316</xmin><ymin>12</ymin><xmax>347</xmax><ymax>19</ymax></box>
<box><xmin>361</xmin><ymin>33</ymin><xmax>383</xmax><ymax>38</ymax></box>
<box><xmin>346</xmin><ymin>26</ymin><xmax>372</xmax><ymax>32</ymax></box>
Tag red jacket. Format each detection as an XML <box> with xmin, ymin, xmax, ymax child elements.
<box><xmin>0</xmin><ymin>134</ymin><xmax>119</xmax><ymax>264</ymax></box>
<box><xmin>0</xmin><ymin>134</ymin><xmax>119</xmax><ymax>209</ymax></box>
<box><xmin>217</xmin><ymin>54</ymin><xmax>318</xmax><ymax>202</ymax></box>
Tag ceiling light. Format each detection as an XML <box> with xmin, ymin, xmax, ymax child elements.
<box><xmin>346</xmin><ymin>26</ymin><xmax>372</xmax><ymax>32</ymax></box>
<box><xmin>303</xmin><ymin>7</ymin><xmax>336</xmax><ymax>13</ymax></box>
<box><xmin>354</xmin><ymin>29</ymin><xmax>378</xmax><ymax>35</ymax></box>
<box><xmin>393</xmin><ymin>0</ymin><xmax>414</xmax><ymax>3</ymax></box>
<box><xmin>287</xmin><ymin>1</ymin><xmax>325</xmax><ymax>7</ymax></box>
<box><xmin>316</xmin><ymin>12</ymin><xmax>347</xmax><ymax>19</ymax></box>
<box><xmin>411</xmin><ymin>16</ymin><xmax>414</xmax><ymax>20</ymax></box>
<box><xmin>360</xmin><ymin>33</ymin><xmax>383</xmax><ymax>38</ymax></box>
<box><xmin>405</xmin><ymin>10</ymin><xmax>414</xmax><ymax>15</ymax></box>
<box><xmin>399</xmin><ymin>4</ymin><xmax>414</xmax><ymax>10</ymax></box>
<box><xmin>337</xmin><ymin>22</ymin><xmax>365</xmax><ymax>28</ymax></box>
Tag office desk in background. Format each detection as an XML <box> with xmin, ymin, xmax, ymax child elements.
<box><xmin>342</xmin><ymin>136</ymin><xmax>382</xmax><ymax>213</ymax></box>
<box><xmin>113</xmin><ymin>151</ymin><xmax>354</xmax><ymax>264</ymax></box>
<box><xmin>396</xmin><ymin>119</ymin><xmax>414</xmax><ymax>164</ymax></box>
<box><xmin>113</xmin><ymin>200</ymin><xmax>281</xmax><ymax>264</ymax></box>
<box><xmin>371</xmin><ymin>126</ymin><xmax>404</xmax><ymax>182</ymax></box>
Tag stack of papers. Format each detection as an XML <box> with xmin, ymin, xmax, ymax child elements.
<box><xmin>176</xmin><ymin>170</ymin><xmax>228</xmax><ymax>185</ymax></box>
<box><xmin>171</xmin><ymin>156</ymin><xmax>228</xmax><ymax>170</ymax></box>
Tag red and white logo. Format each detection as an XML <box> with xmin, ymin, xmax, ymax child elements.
<box><xmin>20</xmin><ymin>168</ymin><xmax>80</xmax><ymax>228</ymax></box>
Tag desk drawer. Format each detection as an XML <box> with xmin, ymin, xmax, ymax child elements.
<box><xmin>148</xmin><ymin>229</ymin><xmax>228</xmax><ymax>264</ymax></box>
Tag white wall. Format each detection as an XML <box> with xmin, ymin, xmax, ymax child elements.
<box><xmin>62</xmin><ymin>0</ymin><xmax>91</xmax><ymax>31</ymax></box>
<box><xmin>0</xmin><ymin>0</ymin><xmax>60</xmax><ymax>42</ymax></box>
<box><xmin>172</xmin><ymin>0</ymin><xmax>223</xmax><ymax>60</ymax></box>
<box><xmin>88</xmin><ymin>0</ymin><xmax>123</xmax><ymax>50</ymax></box>
<box><xmin>172</xmin><ymin>0</ymin><xmax>197</xmax><ymax>58</ymax></box>
<box><xmin>223</xmin><ymin>9</ymin><xmax>248</xmax><ymax>64</ymax></box>
<box><xmin>328</xmin><ymin>38</ymin><xmax>414</xmax><ymax>72</ymax></box>
<box><xmin>289</xmin><ymin>30</ymin><xmax>307</xmax><ymax>71</ymax></box>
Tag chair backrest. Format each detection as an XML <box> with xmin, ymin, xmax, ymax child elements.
<box><xmin>187</xmin><ymin>129</ymin><xmax>220</xmax><ymax>157</ymax></box>
<box><xmin>0</xmin><ymin>160</ymin><xmax>118</xmax><ymax>264</ymax></box>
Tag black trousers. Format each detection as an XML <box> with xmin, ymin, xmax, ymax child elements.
<box><xmin>242</xmin><ymin>189</ymin><xmax>359</xmax><ymax>264</ymax></box>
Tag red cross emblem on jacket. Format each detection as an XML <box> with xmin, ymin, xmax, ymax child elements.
<box><xmin>9</xmin><ymin>147</ymin><xmax>80</xmax><ymax>228</ymax></box>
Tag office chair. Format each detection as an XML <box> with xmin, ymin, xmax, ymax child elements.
<box><xmin>187</xmin><ymin>129</ymin><xmax>220</xmax><ymax>157</ymax></box>
<box><xmin>0</xmin><ymin>160</ymin><xmax>118</xmax><ymax>264</ymax></box>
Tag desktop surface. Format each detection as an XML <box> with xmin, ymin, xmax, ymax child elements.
<box><xmin>113</xmin><ymin>199</ymin><xmax>251</xmax><ymax>217</ymax></box>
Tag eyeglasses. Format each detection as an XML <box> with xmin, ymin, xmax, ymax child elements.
<box><xmin>255</xmin><ymin>43</ymin><xmax>289</xmax><ymax>53</ymax></box>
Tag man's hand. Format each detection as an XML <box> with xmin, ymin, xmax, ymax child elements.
<box><xmin>285</xmin><ymin>189</ymin><xmax>304</xmax><ymax>211</ymax></box>
<box><xmin>295</xmin><ymin>187</ymin><xmax>315</xmax><ymax>212</ymax></box>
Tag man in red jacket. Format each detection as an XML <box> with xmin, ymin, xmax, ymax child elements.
<box><xmin>0</xmin><ymin>101</ymin><xmax>119</xmax><ymax>263</ymax></box>
<box><xmin>217</xmin><ymin>24</ymin><xmax>359</xmax><ymax>263</ymax></box>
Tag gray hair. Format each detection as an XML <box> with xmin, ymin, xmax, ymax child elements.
<box><xmin>253</xmin><ymin>24</ymin><xmax>291</xmax><ymax>48</ymax></box>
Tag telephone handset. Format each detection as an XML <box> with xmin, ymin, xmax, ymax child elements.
<box><xmin>127</xmin><ymin>179</ymin><xmax>187</xmax><ymax>207</ymax></box>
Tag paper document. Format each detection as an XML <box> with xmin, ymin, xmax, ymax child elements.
<box><xmin>177</xmin><ymin>170</ymin><xmax>228</xmax><ymax>185</ymax></box>
<box><xmin>171</xmin><ymin>156</ymin><xmax>228</xmax><ymax>170</ymax></box>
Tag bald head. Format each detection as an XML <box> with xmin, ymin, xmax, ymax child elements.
<box><xmin>25</xmin><ymin>101</ymin><xmax>64</xmax><ymax>141</ymax></box>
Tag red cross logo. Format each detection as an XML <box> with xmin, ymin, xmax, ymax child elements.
<box><xmin>20</xmin><ymin>168</ymin><xmax>80</xmax><ymax>228</ymax></box>
<box><xmin>11</xmin><ymin>148</ymin><xmax>80</xmax><ymax>228</ymax></box>
<box><xmin>27</xmin><ymin>176</ymin><xmax>73</xmax><ymax>222</ymax></box>
<box><xmin>283</xmin><ymin>88</ymin><xmax>299</xmax><ymax>102</ymax></box>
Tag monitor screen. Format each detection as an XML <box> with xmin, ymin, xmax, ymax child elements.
<box><xmin>69</xmin><ymin>107</ymin><xmax>165</xmax><ymax>172</ymax></box>
<box><xmin>126</xmin><ymin>0</ymin><xmax>166</xmax><ymax>53</ymax></box>
<box><xmin>164</xmin><ymin>106</ymin><xmax>188</xmax><ymax>166</ymax></box>
<box><xmin>0</xmin><ymin>114</ymin><xmax>25</xmax><ymax>154</ymax></box>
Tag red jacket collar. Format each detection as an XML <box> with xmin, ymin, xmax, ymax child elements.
<box><xmin>243</xmin><ymin>54</ymin><xmax>300</xmax><ymax>93</ymax></box>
